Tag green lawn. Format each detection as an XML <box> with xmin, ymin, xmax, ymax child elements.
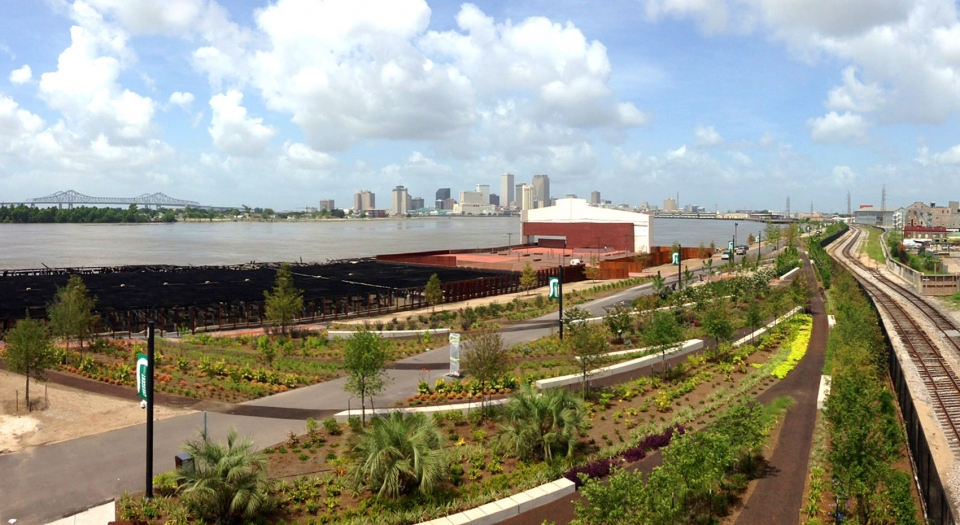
<box><xmin>863</xmin><ymin>226</ymin><xmax>886</xmax><ymax>263</ymax></box>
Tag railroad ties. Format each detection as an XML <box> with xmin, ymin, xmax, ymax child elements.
<box><xmin>838</xmin><ymin>228</ymin><xmax>960</xmax><ymax>453</ymax></box>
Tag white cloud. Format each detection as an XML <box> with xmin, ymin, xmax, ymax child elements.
<box><xmin>831</xmin><ymin>165</ymin><xmax>858</xmax><ymax>185</ymax></box>
<box><xmin>168</xmin><ymin>91</ymin><xmax>195</xmax><ymax>111</ymax></box>
<box><xmin>281</xmin><ymin>142</ymin><xmax>336</xmax><ymax>170</ymax></box>
<box><xmin>9</xmin><ymin>65</ymin><xmax>32</xmax><ymax>84</ymax></box>
<box><xmin>85</xmin><ymin>0</ymin><xmax>205</xmax><ymax>36</ymax></box>
<box><xmin>38</xmin><ymin>2</ymin><xmax>156</xmax><ymax>143</ymax></box>
<box><xmin>748</xmin><ymin>0</ymin><xmax>913</xmax><ymax>38</ymax></box>
<box><xmin>643</xmin><ymin>0</ymin><xmax>740</xmax><ymax>35</ymax></box>
<box><xmin>826</xmin><ymin>66</ymin><xmax>884</xmax><ymax>113</ymax></box>
<box><xmin>807</xmin><ymin>111</ymin><xmax>868</xmax><ymax>143</ymax></box>
<box><xmin>0</xmin><ymin>43</ymin><xmax>14</xmax><ymax>60</ymax></box>
<box><xmin>208</xmin><ymin>90</ymin><xmax>275</xmax><ymax>156</ymax></box>
<box><xmin>933</xmin><ymin>144</ymin><xmax>960</xmax><ymax>165</ymax></box>
<box><xmin>694</xmin><ymin>124</ymin><xmax>723</xmax><ymax>146</ymax></box>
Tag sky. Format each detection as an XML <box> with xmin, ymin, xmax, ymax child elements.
<box><xmin>1</xmin><ymin>0</ymin><xmax>960</xmax><ymax>212</ymax></box>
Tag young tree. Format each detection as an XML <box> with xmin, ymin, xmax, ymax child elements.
<box><xmin>4</xmin><ymin>316</ymin><xmax>55</xmax><ymax>411</ymax></box>
<box><xmin>567</xmin><ymin>323</ymin><xmax>610</xmax><ymax>397</ymax></box>
<box><xmin>520</xmin><ymin>262</ymin><xmax>538</xmax><ymax>294</ymax></box>
<box><xmin>701</xmin><ymin>302</ymin><xmax>734</xmax><ymax>351</ymax></box>
<box><xmin>424</xmin><ymin>273</ymin><xmax>443</xmax><ymax>313</ymax></box>
<box><xmin>702</xmin><ymin>258</ymin><xmax>715</xmax><ymax>278</ymax></box>
<box><xmin>764</xmin><ymin>221</ymin><xmax>782</xmax><ymax>251</ymax></box>
<box><xmin>563</xmin><ymin>306</ymin><xmax>591</xmax><ymax>334</ymax></box>
<box><xmin>746</xmin><ymin>301</ymin><xmax>764</xmax><ymax>345</ymax></box>
<box><xmin>460</xmin><ymin>329</ymin><xmax>510</xmax><ymax>409</ymax></box>
<box><xmin>342</xmin><ymin>329</ymin><xmax>391</xmax><ymax>425</ymax></box>
<box><xmin>783</xmin><ymin>223</ymin><xmax>799</xmax><ymax>249</ymax></box>
<box><xmin>603</xmin><ymin>306</ymin><xmax>632</xmax><ymax>344</ymax></box>
<box><xmin>263</xmin><ymin>263</ymin><xmax>303</xmax><ymax>334</ymax></box>
<box><xmin>584</xmin><ymin>257</ymin><xmax>602</xmax><ymax>281</ymax></box>
<box><xmin>47</xmin><ymin>274</ymin><xmax>97</xmax><ymax>361</ymax></box>
<box><xmin>642</xmin><ymin>309</ymin><xmax>684</xmax><ymax>371</ymax></box>
<box><xmin>651</xmin><ymin>272</ymin><xmax>669</xmax><ymax>300</ymax></box>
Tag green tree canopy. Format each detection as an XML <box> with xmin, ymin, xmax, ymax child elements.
<box><xmin>520</xmin><ymin>262</ymin><xmax>538</xmax><ymax>293</ymax></box>
<box><xmin>641</xmin><ymin>308</ymin><xmax>684</xmax><ymax>369</ymax></box>
<box><xmin>567</xmin><ymin>322</ymin><xmax>610</xmax><ymax>397</ymax></box>
<box><xmin>424</xmin><ymin>273</ymin><xmax>443</xmax><ymax>312</ymax></box>
<box><xmin>342</xmin><ymin>329</ymin><xmax>391</xmax><ymax>425</ymax></box>
<box><xmin>4</xmin><ymin>316</ymin><xmax>55</xmax><ymax>411</ymax></box>
<box><xmin>47</xmin><ymin>274</ymin><xmax>97</xmax><ymax>360</ymax></box>
<box><xmin>460</xmin><ymin>328</ymin><xmax>510</xmax><ymax>409</ymax></box>
<box><xmin>764</xmin><ymin>221</ymin><xmax>782</xmax><ymax>251</ymax></box>
<box><xmin>263</xmin><ymin>263</ymin><xmax>303</xmax><ymax>334</ymax></box>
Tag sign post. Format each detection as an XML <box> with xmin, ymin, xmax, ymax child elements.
<box><xmin>448</xmin><ymin>332</ymin><xmax>461</xmax><ymax>377</ymax></box>
<box><xmin>550</xmin><ymin>266</ymin><xmax>564</xmax><ymax>340</ymax></box>
<box><xmin>145</xmin><ymin>321</ymin><xmax>155</xmax><ymax>500</ymax></box>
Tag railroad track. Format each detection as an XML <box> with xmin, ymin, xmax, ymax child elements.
<box><xmin>835</xmin><ymin>227</ymin><xmax>960</xmax><ymax>452</ymax></box>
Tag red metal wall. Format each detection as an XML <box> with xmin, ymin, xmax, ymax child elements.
<box><xmin>521</xmin><ymin>222</ymin><xmax>634</xmax><ymax>252</ymax></box>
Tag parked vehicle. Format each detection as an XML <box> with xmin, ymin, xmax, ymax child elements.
<box><xmin>721</xmin><ymin>252</ymin><xmax>730</xmax><ymax>260</ymax></box>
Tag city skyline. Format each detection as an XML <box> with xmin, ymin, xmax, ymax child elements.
<box><xmin>2</xmin><ymin>1</ymin><xmax>960</xmax><ymax>211</ymax></box>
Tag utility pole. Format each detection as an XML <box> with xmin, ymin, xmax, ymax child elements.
<box><xmin>677</xmin><ymin>244</ymin><xmax>682</xmax><ymax>289</ymax></box>
<box><xmin>145</xmin><ymin>321</ymin><xmax>155</xmax><ymax>500</ymax></box>
<box><xmin>558</xmin><ymin>264</ymin><xmax>564</xmax><ymax>340</ymax></box>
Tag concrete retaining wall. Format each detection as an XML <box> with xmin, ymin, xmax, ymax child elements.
<box><xmin>332</xmin><ymin>398</ymin><xmax>507</xmax><ymax>423</ymax></box>
<box><xmin>327</xmin><ymin>328</ymin><xmax>451</xmax><ymax>340</ymax></box>
<box><xmin>418</xmin><ymin>478</ymin><xmax>576</xmax><ymax>525</ymax></box>
<box><xmin>731</xmin><ymin>306</ymin><xmax>803</xmax><ymax>347</ymax></box>
<box><xmin>534</xmin><ymin>339</ymin><xmax>704</xmax><ymax>390</ymax></box>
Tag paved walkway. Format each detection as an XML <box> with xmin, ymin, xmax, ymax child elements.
<box><xmin>0</xmin><ymin>274</ymin><xmax>667</xmax><ymax>525</ymax></box>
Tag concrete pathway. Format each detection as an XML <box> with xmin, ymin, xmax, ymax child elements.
<box><xmin>0</xmin><ymin>276</ymin><xmax>669</xmax><ymax>525</ymax></box>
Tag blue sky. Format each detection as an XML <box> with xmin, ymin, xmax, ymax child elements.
<box><xmin>1</xmin><ymin>0</ymin><xmax>959</xmax><ymax>212</ymax></box>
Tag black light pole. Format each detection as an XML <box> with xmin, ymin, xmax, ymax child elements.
<box><xmin>558</xmin><ymin>263</ymin><xmax>564</xmax><ymax>340</ymax></box>
<box><xmin>734</xmin><ymin>222</ymin><xmax>738</xmax><ymax>264</ymax></box>
<box><xmin>145</xmin><ymin>320</ymin><xmax>155</xmax><ymax>500</ymax></box>
<box><xmin>677</xmin><ymin>243</ymin><xmax>682</xmax><ymax>289</ymax></box>
<box><xmin>757</xmin><ymin>231</ymin><xmax>762</xmax><ymax>261</ymax></box>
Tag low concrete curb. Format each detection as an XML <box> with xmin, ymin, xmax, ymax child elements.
<box><xmin>417</xmin><ymin>478</ymin><xmax>576</xmax><ymax>525</ymax></box>
<box><xmin>731</xmin><ymin>306</ymin><xmax>803</xmax><ymax>347</ymax></box>
<box><xmin>780</xmin><ymin>267</ymin><xmax>801</xmax><ymax>281</ymax></box>
<box><xmin>332</xmin><ymin>398</ymin><xmax>508</xmax><ymax>423</ymax></box>
<box><xmin>43</xmin><ymin>500</ymin><xmax>115</xmax><ymax>525</ymax></box>
<box><xmin>534</xmin><ymin>339</ymin><xmax>705</xmax><ymax>390</ymax></box>
<box><xmin>327</xmin><ymin>328</ymin><xmax>451</xmax><ymax>340</ymax></box>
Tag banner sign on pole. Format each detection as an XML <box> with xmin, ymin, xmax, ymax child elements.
<box><xmin>136</xmin><ymin>352</ymin><xmax>149</xmax><ymax>401</ymax></box>
<box><xmin>449</xmin><ymin>333</ymin><xmax>461</xmax><ymax>376</ymax></box>
<box><xmin>548</xmin><ymin>277</ymin><xmax>560</xmax><ymax>299</ymax></box>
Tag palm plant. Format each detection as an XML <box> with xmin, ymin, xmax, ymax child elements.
<box><xmin>349</xmin><ymin>412</ymin><xmax>448</xmax><ymax>498</ymax></box>
<box><xmin>497</xmin><ymin>384</ymin><xmax>586</xmax><ymax>462</ymax></box>
<box><xmin>178</xmin><ymin>428</ymin><xmax>274</xmax><ymax>524</ymax></box>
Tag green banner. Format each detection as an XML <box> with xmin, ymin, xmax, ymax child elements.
<box><xmin>136</xmin><ymin>353</ymin><xmax>149</xmax><ymax>401</ymax></box>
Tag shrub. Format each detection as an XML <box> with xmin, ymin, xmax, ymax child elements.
<box><xmin>323</xmin><ymin>418</ymin><xmax>342</xmax><ymax>436</ymax></box>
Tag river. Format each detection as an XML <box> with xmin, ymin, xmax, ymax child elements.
<box><xmin>0</xmin><ymin>217</ymin><xmax>768</xmax><ymax>269</ymax></box>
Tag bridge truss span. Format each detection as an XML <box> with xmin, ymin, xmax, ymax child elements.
<box><xmin>19</xmin><ymin>190</ymin><xmax>201</xmax><ymax>208</ymax></box>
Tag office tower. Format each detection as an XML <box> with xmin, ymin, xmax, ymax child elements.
<box><xmin>392</xmin><ymin>185</ymin><xmax>409</xmax><ymax>215</ymax></box>
<box><xmin>532</xmin><ymin>174</ymin><xmax>550</xmax><ymax>208</ymax></box>
<box><xmin>501</xmin><ymin>173</ymin><xmax>515</xmax><ymax>206</ymax></box>
<box><xmin>521</xmin><ymin>184</ymin><xmax>534</xmax><ymax>211</ymax></box>
<box><xmin>354</xmin><ymin>190</ymin><xmax>375</xmax><ymax>212</ymax></box>
<box><xmin>489</xmin><ymin>194</ymin><xmax>500</xmax><ymax>206</ymax></box>
<box><xmin>319</xmin><ymin>199</ymin><xmax>335</xmax><ymax>211</ymax></box>
<box><xmin>476</xmin><ymin>184</ymin><xmax>490</xmax><ymax>205</ymax></box>
<box><xmin>436</xmin><ymin>188</ymin><xmax>451</xmax><ymax>201</ymax></box>
<box><xmin>410</xmin><ymin>197</ymin><xmax>424</xmax><ymax>210</ymax></box>
<box><xmin>590</xmin><ymin>191</ymin><xmax>600</xmax><ymax>205</ymax></box>
<box><xmin>663</xmin><ymin>198</ymin><xmax>678</xmax><ymax>211</ymax></box>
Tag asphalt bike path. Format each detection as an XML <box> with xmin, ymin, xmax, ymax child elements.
<box><xmin>0</xmin><ymin>278</ymin><xmax>666</xmax><ymax>524</ymax></box>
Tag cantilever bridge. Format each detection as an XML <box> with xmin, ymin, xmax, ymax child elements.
<box><xmin>1</xmin><ymin>190</ymin><xmax>230</xmax><ymax>210</ymax></box>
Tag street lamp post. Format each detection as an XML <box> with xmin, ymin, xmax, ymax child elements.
<box><xmin>507</xmin><ymin>233</ymin><xmax>512</xmax><ymax>255</ymax></box>
<box><xmin>677</xmin><ymin>243</ymin><xmax>682</xmax><ymax>290</ymax></box>
<box><xmin>734</xmin><ymin>222</ymin><xmax>738</xmax><ymax>264</ymax></box>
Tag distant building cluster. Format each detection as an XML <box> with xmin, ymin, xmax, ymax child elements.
<box><xmin>855</xmin><ymin>201</ymin><xmax>960</xmax><ymax>231</ymax></box>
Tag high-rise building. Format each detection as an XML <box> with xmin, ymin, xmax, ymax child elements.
<box><xmin>392</xmin><ymin>186</ymin><xmax>409</xmax><ymax>216</ymax></box>
<box><xmin>436</xmin><ymin>188</ymin><xmax>451</xmax><ymax>201</ymax></box>
<box><xmin>501</xmin><ymin>173</ymin><xmax>515</xmax><ymax>206</ymax></box>
<box><xmin>532</xmin><ymin>174</ymin><xmax>550</xmax><ymax>208</ymax></box>
<box><xmin>460</xmin><ymin>190</ymin><xmax>483</xmax><ymax>205</ymax></box>
<box><xmin>663</xmin><ymin>198</ymin><xmax>678</xmax><ymax>211</ymax></box>
<box><xmin>476</xmin><ymin>184</ymin><xmax>490</xmax><ymax>205</ymax></box>
<box><xmin>521</xmin><ymin>184</ymin><xmax>534</xmax><ymax>211</ymax></box>
<box><xmin>489</xmin><ymin>194</ymin><xmax>500</xmax><ymax>206</ymax></box>
<box><xmin>590</xmin><ymin>191</ymin><xmax>600</xmax><ymax>205</ymax></box>
<box><xmin>410</xmin><ymin>197</ymin><xmax>424</xmax><ymax>210</ymax></box>
<box><xmin>515</xmin><ymin>183</ymin><xmax>524</xmax><ymax>206</ymax></box>
<box><xmin>319</xmin><ymin>199</ymin><xmax>335</xmax><ymax>211</ymax></box>
<box><xmin>354</xmin><ymin>190</ymin><xmax>375</xmax><ymax>212</ymax></box>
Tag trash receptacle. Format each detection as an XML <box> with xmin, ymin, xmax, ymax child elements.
<box><xmin>175</xmin><ymin>452</ymin><xmax>193</xmax><ymax>472</ymax></box>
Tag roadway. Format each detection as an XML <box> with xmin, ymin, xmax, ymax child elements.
<box><xmin>0</xmin><ymin>273</ymin><xmax>683</xmax><ymax>524</ymax></box>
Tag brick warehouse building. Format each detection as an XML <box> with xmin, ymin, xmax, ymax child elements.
<box><xmin>521</xmin><ymin>197</ymin><xmax>654</xmax><ymax>254</ymax></box>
